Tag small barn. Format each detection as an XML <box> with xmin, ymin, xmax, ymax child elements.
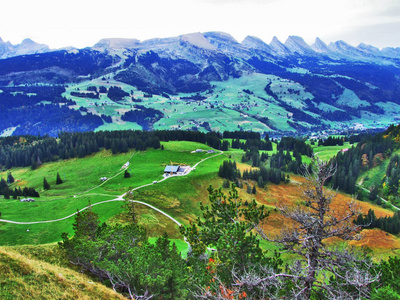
<box><xmin>164</xmin><ymin>165</ymin><xmax>180</xmax><ymax>174</ymax></box>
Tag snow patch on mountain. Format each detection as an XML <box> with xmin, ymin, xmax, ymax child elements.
<box><xmin>94</xmin><ymin>38</ymin><xmax>140</xmax><ymax>50</ymax></box>
<box><xmin>180</xmin><ymin>32</ymin><xmax>216</xmax><ymax>51</ymax></box>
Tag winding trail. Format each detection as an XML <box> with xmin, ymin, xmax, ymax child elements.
<box><xmin>73</xmin><ymin>152</ymin><xmax>135</xmax><ymax>197</ymax></box>
<box><xmin>0</xmin><ymin>150</ymin><xmax>223</xmax><ymax>226</ymax></box>
<box><xmin>357</xmin><ymin>184</ymin><xmax>400</xmax><ymax>211</ymax></box>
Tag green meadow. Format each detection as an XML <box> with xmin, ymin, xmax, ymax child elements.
<box><xmin>0</xmin><ymin>137</ymin><xmax>364</xmax><ymax>247</ymax></box>
<box><xmin>0</xmin><ymin>141</ymin><xmax>228</xmax><ymax>246</ymax></box>
<box><xmin>307</xmin><ymin>141</ymin><xmax>354</xmax><ymax>163</ymax></box>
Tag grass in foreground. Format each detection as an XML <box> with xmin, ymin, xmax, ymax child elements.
<box><xmin>0</xmin><ymin>244</ymin><xmax>125</xmax><ymax>300</ymax></box>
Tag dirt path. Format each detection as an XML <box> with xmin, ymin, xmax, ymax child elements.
<box><xmin>0</xmin><ymin>150</ymin><xmax>223</xmax><ymax>226</ymax></box>
<box><xmin>0</xmin><ymin>198</ymin><xmax>182</xmax><ymax>226</ymax></box>
<box><xmin>357</xmin><ymin>184</ymin><xmax>400</xmax><ymax>211</ymax></box>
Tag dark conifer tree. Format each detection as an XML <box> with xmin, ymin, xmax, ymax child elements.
<box><xmin>56</xmin><ymin>172</ymin><xmax>63</xmax><ymax>185</ymax></box>
<box><xmin>7</xmin><ymin>172</ymin><xmax>14</xmax><ymax>184</ymax></box>
<box><xmin>43</xmin><ymin>177</ymin><xmax>50</xmax><ymax>190</ymax></box>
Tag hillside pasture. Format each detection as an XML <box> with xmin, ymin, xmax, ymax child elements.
<box><xmin>0</xmin><ymin>142</ymin><xmax>227</xmax><ymax>245</ymax></box>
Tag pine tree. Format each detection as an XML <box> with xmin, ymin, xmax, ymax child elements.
<box><xmin>124</xmin><ymin>169</ymin><xmax>131</xmax><ymax>178</ymax></box>
<box><xmin>43</xmin><ymin>177</ymin><xmax>50</xmax><ymax>190</ymax></box>
<box><xmin>7</xmin><ymin>172</ymin><xmax>14</xmax><ymax>184</ymax></box>
<box><xmin>246</xmin><ymin>183</ymin><xmax>252</xmax><ymax>194</ymax></box>
<box><xmin>56</xmin><ymin>172</ymin><xmax>63</xmax><ymax>184</ymax></box>
<box><xmin>258</xmin><ymin>176</ymin><xmax>264</xmax><ymax>188</ymax></box>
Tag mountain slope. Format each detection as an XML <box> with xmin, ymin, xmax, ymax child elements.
<box><xmin>1</xmin><ymin>32</ymin><xmax>400</xmax><ymax>136</ymax></box>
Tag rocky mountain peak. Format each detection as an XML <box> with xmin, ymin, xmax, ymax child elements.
<box><xmin>241</xmin><ymin>35</ymin><xmax>272</xmax><ymax>52</ymax></box>
<box><xmin>269</xmin><ymin>36</ymin><xmax>290</xmax><ymax>56</ymax></box>
<box><xmin>284</xmin><ymin>36</ymin><xmax>314</xmax><ymax>55</ymax></box>
<box><xmin>311</xmin><ymin>37</ymin><xmax>330</xmax><ymax>53</ymax></box>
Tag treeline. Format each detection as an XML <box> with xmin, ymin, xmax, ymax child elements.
<box><xmin>242</xmin><ymin>165</ymin><xmax>287</xmax><ymax>186</ymax></box>
<box><xmin>0</xmin><ymin>103</ymin><xmax>102</xmax><ymax>136</ymax></box>
<box><xmin>121</xmin><ymin>105</ymin><xmax>164</xmax><ymax>130</ymax></box>
<box><xmin>70</xmin><ymin>91</ymin><xmax>99</xmax><ymax>99</ymax></box>
<box><xmin>241</xmin><ymin>147</ymin><xmax>269</xmax><ymax>167</ymax></box>
<box><xmin>277</xmin><ymin>136</ymin><xmax>313</xmax><ymax>157</ymax></box>
<box><xmin>0</xmin><ymin>130</ymin><xmax>223</xmax><ymax>170</ymax></box>
<box><xmin>382</xmin><ymin>154</ymin><xmax>400</xmax><ymax>198</ymax></box>
<box><xmin>222</xmin><ymin>131</ymin><xmax>262</xmax><ymax>140</ymax></box>
<box><xmin>0</xmin><ymin>86</ymin><xmax>68</xmax><ymax>108</ymax></box>
<box><xmin>355</xmin><ymin>209</ymin><xmax>400</xmax><ymax>235</ymax></box>
<box><xmin>107</xmin><ymin>86</ymin><xmax>129</xmax><ymax>101</ymax></box>
<box><xmin>221</xmin><ymin>134</ymin><xmax>305</xmax><ymax>189</ymax></box>
<box><xmin>240</xmin><ymin>143</ymin><xmax>304</xmax><ymax>174</ymax></box>
<box><xmin>231</xmin><ymin>138</ymin><xmax>273</xmax><ymax>151</ymax></box>
<box><xmin>330</xmin><ymin>131</ymin><xmax>397</xmax><ymax>194</ymax></box>
<box><xmin>219</xmin><ymin>160</ymin><xmax>286</xmax><ymax>189</ymax></box>
<box><xmin>218</xmin><ymin>160</ymin><xmax>241</xmax><ymax>182</ymax></box>
<box><xmin>0</xmin><ymin>174</ymin><xmax>40</xmax><ymax>199</ymax></box>
<box><xmin>270</xmin><ymin>148</ymin><xmax>303</xmax><ymax>174</ymax></box>
<box><xmin>224</xmin><ymin>131</ymin><xmax>273</xmax><ymax>151</ymax></box>
<box><xmin>318</xmin><ymin>136</ymin><xmax>344</xmax><ymax>146</ymax></box>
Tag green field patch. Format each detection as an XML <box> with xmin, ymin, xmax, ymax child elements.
<box><xmin>307</xmin><ymin>142</ymin><xmax>355</xmax><ymax>163</ymax></box>
<box><xmin>336</xmin><ymin>88</ymin><xmax>370</xmax><ymax>108</ymax></box>
<box><xmin>0</xmin><ymin>142</ymin><xmax>226</xmax><ymax>245</ymax></box>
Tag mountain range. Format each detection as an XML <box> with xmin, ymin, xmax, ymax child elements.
<box><xmin>2</xmin><ymin>33</ymin><xmax>400</xmax><ymax>60</ymax></box>
<box><xmin>1</xmin><ymin>32</ymin><xmax>400</xmax><ymax>137</ymax></box>
<box><xmin>0</xmin><ymin>37</ymin><xmax>50</xmax><ymax>59</ymax></box>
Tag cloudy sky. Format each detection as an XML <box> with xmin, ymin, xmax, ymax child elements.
<box><xmin>1</xmin><ymin>0</ymin><xmax>400</xmax><ymax>49</ymax></box>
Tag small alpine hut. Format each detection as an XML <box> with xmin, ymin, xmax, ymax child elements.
<box><xmin>164</xmin><ymin>165</ymin><xmax>180</xmax><ymax>175</ymax></box>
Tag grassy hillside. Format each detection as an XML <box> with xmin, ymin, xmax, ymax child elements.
<box><xmin>0</xmin><ymin>139</ymin><xmax>398</xmax><ymax>256</ymax></box>
<box><xmin>59</xmin><ymin>73</ymin><xmax>400</xmax><ymax>137</ymax></box>
<box><xmin>0</xmin><ymin>141</ymin><xmax>226</xmax><ymax>245</ymax></box>
<box><xmin>0</xmin><ymin>244</ymin><xmax>125</xmax><ymax>300</ymax></box>
<box><xmin>2</xmin><ymin>140</ymin><xmax>400</xmax><ymax>299</ymax></box>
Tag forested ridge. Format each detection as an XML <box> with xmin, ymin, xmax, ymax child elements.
<box><xmin>330</xmin><ymin>125</ymin><xmax>399</xmax><ymax>195</ymax></box>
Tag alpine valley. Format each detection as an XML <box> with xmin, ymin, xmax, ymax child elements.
<box><xmin>1</xmin><ymin>32</ymin><xmax>400</xmax><ymax>137</ymax></box>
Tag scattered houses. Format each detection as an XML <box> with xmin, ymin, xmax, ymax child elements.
<box><xmin>20</xmin><ymin>198</ymin><xmax>35</xmax><ymax>202</ymax></box>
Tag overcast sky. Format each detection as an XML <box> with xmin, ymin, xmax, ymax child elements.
<box><xmin>1</xmin><ymin>0</ymin><xmax>400</xmax><ymax>49</ymax></box>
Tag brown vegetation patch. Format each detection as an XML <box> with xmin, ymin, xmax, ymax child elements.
<box><xmin>248</xmin><ymin>174</ymin><xmax>395</xmax><ymax>254</ymax></box>
<box><xmin>350</xmin><ymin>228</ymin><xmax>400</xmax><ymax>249</ymax></box>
